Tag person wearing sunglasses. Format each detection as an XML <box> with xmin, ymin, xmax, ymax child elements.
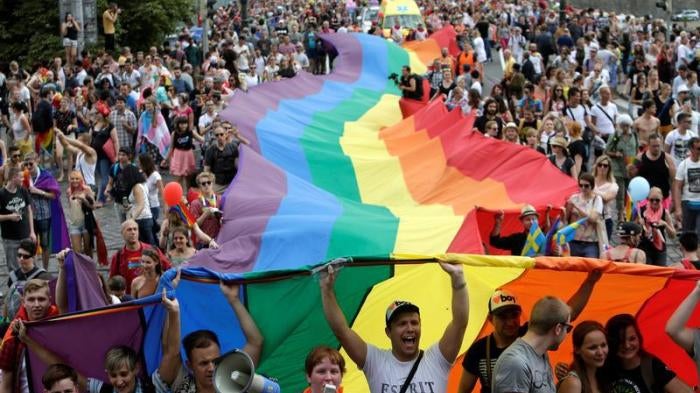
<box><xmin>638</xmin><ymin>187</ymin><xmax>676</xmax><ymax>266</ymax></box>
<box><xmin>566</xmin><ymin>173</ymin><xmax>605</xmax><ymax>258</ymax></box>
<box><xmin>188</xmin><ymin>171</ymin><xmax>222</xmax><ymax>249</ymax></box>
<box><xmin>592</xmin><ymin>155</ymin><xmax>618</xmax><ymax>240</ymax></box>
<box><xmin>3</xmin><ymin>238</ymin><xmax>52</xmax><ymax>320</ymax></box>
<box><xmin>492</xmin><ymin>296</ymin><xmax>572</xmax><ymax>393</ymax></box>
<box><xmin>604</xmin><ymin>314</ymin><xmax>690</xmax><ymax>393</ymax></box>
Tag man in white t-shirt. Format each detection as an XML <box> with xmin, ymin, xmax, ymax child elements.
<box><xmin>665</xmin><ymin>112</ymin><xmax>697</xmax><ymax>166</ymax></box>
<box><xmin>320</xmin><ymin>262</ymin><xmax>469</xmax><ymax>393</ymax></box>
<box><xmin>673</xmin><ymin>136</ymin><xmax>700</xmax><ymax>233</ymax></box>
<box><xmin>589</xmin><ymin>86</ymin><xmax>617</xmax><ymax>139</ymax></box>
<box><xmin>563</xmin><ymin>87</ymin><xmax>590</xmax><ymax>131</ymax></box>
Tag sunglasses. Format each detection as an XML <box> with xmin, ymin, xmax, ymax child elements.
<box><xmin>597</xmin><ymin>163</ymin><xmax>609</xmax><ymax>168</ymax></box>
<box><xmin>17</xmin><ymin>253</ymin><xmax>32</xmax><ymax>259</ymax></box>
<box><xmin>649</xmin><ymin>198</ymin><xmax>661</xmax><ymax>202</ymax></box>
<box><xmin>215</xmin><ymin>133</ymin><xmax>225</xmax><ymax>137</ymax></box>
<box><xmin>11</xmin><ymin>154</ymin><xmax>20</xmax><ymax>159</ymax></box>
<box><xmin>579</xmin><ymin>183</ymin><xmax>591</xmax><ymax>189</ymax></box>
<box><xmin>199</xmin><ymin>181</ymin><xmax>212</xmax><ymax>186</ymax></box>
<box><xmin>559</xmin><ymin>322</ymin><xmax>574</xmax><ymax>333</ymax></box>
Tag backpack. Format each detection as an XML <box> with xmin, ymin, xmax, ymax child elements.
<box><xmin>5</xmin><ymin>268</ymin><xmax>47</xmax><ymax>319</ymax></box>
<box><xmin>110</xmin><ymin>164</ymin><xmax>131</xmax><ymax>202</ymax></box>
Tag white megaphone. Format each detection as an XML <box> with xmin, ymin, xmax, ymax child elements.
<box><xmin>213</xmin><ymin>349</ymin><xmax>280</xmax><ymax>393</ymax></box>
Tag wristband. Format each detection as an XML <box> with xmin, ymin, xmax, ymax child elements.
<box><xmin>452</xmin><ymin>282</ymin><xmax>466</xmax><ymax>290</ymax></box>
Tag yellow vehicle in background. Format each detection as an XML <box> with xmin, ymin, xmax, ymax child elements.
<box><xmin>379</xmin><ymin>0</ymin><xmax>424</xmax><ymax>38</ymax></box>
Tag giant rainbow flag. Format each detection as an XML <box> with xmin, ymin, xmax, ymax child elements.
<box><xmin>21</xmin><ymin>32</ymin><xmax>700</xmax><ymax>393</ymax></box>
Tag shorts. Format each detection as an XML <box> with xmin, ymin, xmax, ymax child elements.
<box><xmin>34</xmin><ymin>218</ymin><xmax>51</xmax><ymax>249</ymax></box>
<box><xmin>16</xmin><ymin>137</ymin><xmax>33</xmax><ymax>155</ymax></box>
<box><xmin>69</xmin><ymin>222</ymin><xmax>87</xmax><ymax>235</ymax></box>
<box><xmin>63</xmin><ymin>37</ymin><xmax>78</xmax><ymax>48</ymax></box>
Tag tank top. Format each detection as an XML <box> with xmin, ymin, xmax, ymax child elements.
<box><xmin>66</xmin><ymin>23</ymin><xmax>78</xmax><ymax>40</ymax></box>
<box><xmin>76</xmin><ymin>152</ymin><xmax>96</xmax><ymax>186</ymax></box>
<box><xmin>638</xmin><ymin>152</ymin><xmax>670</xmax><ymax>198</ymax></box>
<box><xmin>604</xmin><ymin>246</ymin><xmax>635</xmax><ymax>262</ymax></box>
<box><xmin>128</xmin><ymin>183</ymin><xmax>152</xmax><ymax>220</ymax></box>
<box><xmin>12</xmin><ymin>115</ymin><xmax>28</xmax><ymax>140</ymax></box>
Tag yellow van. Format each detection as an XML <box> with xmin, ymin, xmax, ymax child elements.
<box><xmin>379</xmin><ymin>0</ymin><xmax>424</xmax><ymax>37</ymax></box>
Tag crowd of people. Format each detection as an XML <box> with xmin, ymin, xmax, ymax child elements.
<box><xmin>1</xmin><ymin>0</ymin><xmax>700</xmax><ymax>391</ymax></box>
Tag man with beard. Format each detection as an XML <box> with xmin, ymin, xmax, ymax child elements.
<box><xmin>458</xmin><ymin>271</ymin><xmax>600</xmax><ymax>393</ymax></box>
<box><xmin>474</xmin><ymin>98</ymin><xmax>503</xmax><ymax>135</ymax></box>
<box><xmin>492</xmin><ymin>296</ymin><xmax>572</xmax><ymax>393</ymax></box>
<box><xmin>320</xmin><ymin>262</ymin><xmax>469</xmax><ymax>393</ymax></box>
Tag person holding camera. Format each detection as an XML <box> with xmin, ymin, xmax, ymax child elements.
<box><xmin>102</xmin><ymin>3</ymin><xmax>121</xmax><ymax>52</ymax></box>
<box><xmin>397</xmin><ymin>66</ymin><xmax>423</xmax><ymax>101</ymax></box>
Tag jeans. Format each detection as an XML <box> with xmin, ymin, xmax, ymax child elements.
<box><xmin>96</xmin><ymin>158</ymin><xmax>111</xmax><ymax>203</ymax></box>
<box><xmin>681</xmin><ymin>201</ymin><xmax>700</xmax><ymax>235</ymax></box>
<box><xmin>3</xmin><ymin>238</ymin><xmax>21</xmax><ymax>272</ymax></box>
<box><xmin>151</xmin><ymin>206</ymin><xmax>161</xmax><ymax>243</ymax></box>
<box><xmin>137</xmin><ymin>218</ymin><xmax>155</xmax><ymax>246</ymax></box>
<box><xmin>570</xmin><ymin>241</ymin><xmax>599</xmax><ymax>258</ymax></box>
<box><xmin>605</xmin><ymin>218</ymin><xmax>614</xmax><ymax>241</ymax></box>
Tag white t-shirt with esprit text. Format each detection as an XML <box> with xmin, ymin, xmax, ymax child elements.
<box><xmin>363</xmin><ymin>343</ymin><xmax>452</xmax><ymax>393</ymax></box>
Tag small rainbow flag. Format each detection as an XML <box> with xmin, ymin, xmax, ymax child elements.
<box><xmin>169</xmin><ymin>202</ymin><xmax>196</xmax><ymax>228</ymax></box>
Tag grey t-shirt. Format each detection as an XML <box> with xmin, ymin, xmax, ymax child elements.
<box><xmin>491</xmin><ymin>338</ymin><xmax>555</xmax><ymax>393</ymax></box>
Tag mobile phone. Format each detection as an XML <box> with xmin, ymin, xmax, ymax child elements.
<box><xmin>323</xmin><ymin>384</ymin><xmax>337</xmax><ymax>393</ymax></box>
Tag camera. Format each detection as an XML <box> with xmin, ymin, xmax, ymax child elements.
<box><xmin>388</xmin><ymin>72</ymin><xmax>400</xmax><ymax>85</ymax></box>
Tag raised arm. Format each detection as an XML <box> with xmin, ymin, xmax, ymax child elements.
<box><xmin>438</xmin><ymin>262</ymin><xmax>469</xmax><ymax>362</ymax></box>
<box><xmin>666</xmin><ymin>280</ymin><xmax>700</xmax><ymax>353</ymax></box>
<box><xmin>158</xmin><ymin>287</ymin><xmax>183</xmax><ymax>385</ymax></box>
<box><xmin>220</xmin><ymin>281</ymin><xmax>264</xmax><ymax>366</ymax></box>
<box><xmin>567</xmin><ymin>269</ymin><xmax>602</xmax><ymax>322</ymax></box>
<box><xmin>57</xmin><ymin>130</ymin><xmax>97</xmax><ymax>161</ymax></box>
<box><xmin>320</xmin><ymin>265</ymin><xmax>368</xmax><ymax>368</ymax></box>
<box><xmin>55</xmin><ymin>249</ymin><xmax>71</xmax><ymax>314</ymax></box>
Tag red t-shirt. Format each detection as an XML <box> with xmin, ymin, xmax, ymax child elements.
<box><xmin>189</xmin><ymin>195</ymin><xmax>221</xmax><ymax>245</ymax></box>
<box><xmin>109</xmin><ymin>242</ymin><xmax>170</xmax><ymax>293</ymax></box>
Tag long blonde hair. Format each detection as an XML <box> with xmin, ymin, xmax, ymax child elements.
<box><xmin>593</xmin><ymin>155</ymin><xmax>614</xmax><ymax>183</ymax></box>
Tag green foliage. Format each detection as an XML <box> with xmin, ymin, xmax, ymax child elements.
<box><xmin>0</xmin><ymin>0</ymin><xmax>64</xmax><ymax>65</ymax></box>
<box><xmin>114</xmin><ymin>0</ymin><xmax>194</xmax><ymax>52</ymax></box>
<box><xmin>0</xmin><ymin>0</ymin><xmax>193</xmax><ymax>66</ymax></box>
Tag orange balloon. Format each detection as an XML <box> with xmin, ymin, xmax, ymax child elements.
<box><xmin>163</xmin><ymin>182</ymin><xmax>183</xmax><ymax>206</ymax></box>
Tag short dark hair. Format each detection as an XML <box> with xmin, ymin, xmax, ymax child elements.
<box><xmin>19</xmin><ymin>238</ymin><xmax>37</xmax><ymax>257</ymax></box>
<box><xmin>678</xmin><ymin>112</ymin><xmax>691</xmax><ymax>124</ymax></box>
<box><xmin>679</xmin><ymin>232</ymin><xmax>698</xmax><ymax>252</ymax></box>
<box><xmin>183</xmin><ymin>330</ymin><xmax>220</xmax><ymax>361</ymax></box>
<box><xmin>108</xmin><ymin>275</ymin><xmax>127</xmax><ymax>291</ymax></box>
<box><xmin>42</xmin><ymin>364</ymin><xmax>79</xmax><ymax>390</ymax></box>
<box><xmin>118</xmin><ymin>146</ymin><xmax>132</xmax><ymax>156</ymax></box>
<box><xmin>642</xmin><ymin>99</ymin><xmax>655</xmax><ymax>110</ymax></box>
<box><xmin>116</xmin><ymin>95</ymin><xmax>127</xmax><ymax>103</ymax></box>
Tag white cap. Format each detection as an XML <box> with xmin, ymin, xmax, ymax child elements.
<box><xmin>678</xmin><ymin>84</ymin><xmax>690</xmax><ymax>93</ymax></box>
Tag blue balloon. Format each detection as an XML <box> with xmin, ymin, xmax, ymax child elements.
<box><xmin>628</xmin><ymin>176</ymin><xmax>651</xmax><ymax>202</ymax></box>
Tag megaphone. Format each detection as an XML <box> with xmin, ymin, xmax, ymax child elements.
<box><xmin>213</xmin><ymin>349</ymin><xmax>280</xmax><ymax>393</ymax></box>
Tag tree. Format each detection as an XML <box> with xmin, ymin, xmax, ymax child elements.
<box><xmin>114</xmin><ymin>0</ymin><xmax>193</xmax><ymax>52</ymax></box>
<box><xmin>0</xmin><ymin>0</ymin><xmax>63</xmax><ymax>65</ymax></box>
<box><xmin>0</xmin><ymin>0</ymin><xmax>192</xmax><ymax>66</ymax></box>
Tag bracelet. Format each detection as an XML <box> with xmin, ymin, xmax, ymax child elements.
<box><xmin>452</xmin><ymin>282</ymin><xmax>467</xmax><ymax>290</ymax></box>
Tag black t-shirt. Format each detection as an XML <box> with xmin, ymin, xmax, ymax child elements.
<box><xmin>173</xmin><ymin>130</ymin><xmax>194</xmax><ymax>150</ymax></box>
<box><xmin>609</xmin><ymin>356</ymin><xmax>676</xmax><ymax>393</ymax></box>
<box><xmin>490</xmin><ymin>231</ymin><xmax>527</xmax><ymax>255</ymax></box>
<box><xmin>7</xmin><ymin>266</ymin><xmax>51</xmax><ymax>288</ymax></box>
<box><xmin>205</xmin><ymin>142</ymin><xmax>239</xmax><ymax>185</ymax></box>
<box><xmin>462</xmin><ymin>325</ymin><xmax>529</xmax><ymax>393</ymax></box>
<box><xmin>0</xmin><ymin>187</ymin><xmax>33</xmax><ymax>240</ymax></box>
<box><xmin>32</xmin><ymin>99</ymin><xmax>53</xmax><ymax>133</ymax></box>
<box><xmin>568</xmin><ymin>139</ymin><xmax>589</xmax><ymax>173</ymax></box>
<box><xmin>400</xmin><ymin>74</ymin><xmax>423</xmax><ymax>100</ymax></box>
<box><xmin>90</xmin><ymin>124</ymin><xmax>114</xmax><ymax>161</ymax></box>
